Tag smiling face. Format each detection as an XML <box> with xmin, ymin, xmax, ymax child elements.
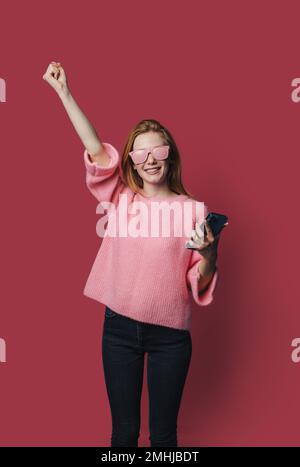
<box><xmin>132</xmin><ymin>131</ymin><xmax>170</xmax><ymax>189</ymax></box>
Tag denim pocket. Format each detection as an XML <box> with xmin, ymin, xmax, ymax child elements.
<box><xmin>104</xmin><ymin>307</ymin><xmax>118</xmax><ymax>318</ymax></box>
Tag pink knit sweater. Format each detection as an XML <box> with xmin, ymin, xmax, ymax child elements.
<box><xmin>82</xmin><ymin>142</ymin><xmax>219</xmax><ymax>331</ymax></box>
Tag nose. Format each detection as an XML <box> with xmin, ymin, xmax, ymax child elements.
<box><xmin>146</xmin><ymin>152</ymin><xmax>156</xmax><ymax>163</ymax></box>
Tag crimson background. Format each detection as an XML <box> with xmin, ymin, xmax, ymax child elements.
<box><xmin>0</xmin><ymin>0</ymin><xmax>299</xmax><ymax>446</ymax></box>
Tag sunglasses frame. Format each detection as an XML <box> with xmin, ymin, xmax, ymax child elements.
<box><xmin>129</xmin><ymin>144</ymin><xmax>170</xmax><ymax>165</ymax></box>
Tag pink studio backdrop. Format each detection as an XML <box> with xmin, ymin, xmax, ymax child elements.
<box><xmin>0</xmin><ymin>0</ymin><xmax>299</xmax><ymax>447</ymax></box>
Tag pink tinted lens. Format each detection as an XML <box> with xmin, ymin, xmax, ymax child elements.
<box><xmin>130</xmin><ymin>149</ymin><xmax>146</xmax><ymax>164</ymax></box>
<box><xmin>130</xmin><ymin>145</ymin><xmax>169</xmax><ymax>164</ymax></box>
<box><xmin>152</xmin><ymin>146</ymin><xmax>169</xmax><ymax>160</ymax></box>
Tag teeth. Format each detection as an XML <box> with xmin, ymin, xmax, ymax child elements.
<box><xmin>146</xmin><ymin>168</ymin><xmax>160</xmax><ymax>173</ymax></box>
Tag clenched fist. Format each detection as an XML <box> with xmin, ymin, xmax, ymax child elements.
<box><xmin>42</xmin><ymin>61</ymin><xmax>69</xmax><ymax>95</ymax></box>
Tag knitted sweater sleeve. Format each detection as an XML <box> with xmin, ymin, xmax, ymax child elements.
<box><xmin>83</xmin><ymin>142</ymin><xmax>126</xmax><ymax>203</ymax></box>
<box><xmin>186</xmin><ymin>203</ymin><xmax>220</xmax><ymax>306</ymax></box>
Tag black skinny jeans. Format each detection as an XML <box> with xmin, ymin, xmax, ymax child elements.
<box><xmin>102</xmin><ymin>306</ymin><xmax>192</xmax><ymax>447</ymax></box>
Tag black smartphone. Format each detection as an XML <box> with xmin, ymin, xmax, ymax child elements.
<box><xmin>185</xmin><ymin>211</ymin><xmax>229</xmax><ymax>250</ymax></box>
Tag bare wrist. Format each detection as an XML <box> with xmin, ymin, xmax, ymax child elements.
<box><xmin>57</xmin><ymin>86</ymin><xmax>71</xmax><ymax>100</ymax></box>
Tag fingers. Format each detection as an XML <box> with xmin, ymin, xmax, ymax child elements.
<box><xmin>192</xmin><ymin>220</ymin><xmax>212</xmax><ymax>242</ymax></box>
<box><xmin>43</xmin><ymin>62</ymin><xmax>63</xmax><ymax>80</ymax></box>
<box><xmin>51</xmin><ymin>62</ymin><xmax>64</xmax><ymax>78</ymax></box>
<box><xmin>203</xmin><ymin>220</ymin><xmax>215</xmax><ymax>242</ymax></box>
<box><xmin>195</xmin><ymin>221</ymin><xmax>205</xmax><ymax>239</ymax></box>
<box><xmin>189</xmin><ymin>233</ymin><xmax>210</xmax><ymax>250</ymax></box>
<box><xmin>51</xmin><ymin>63</ymin><xmax>61</xmax><ymax>79</ymax></box>
<box><xmin>190</xmin><ymin>219</ymin><xmax>223</xmax><ymax>251</ymax></box>
<box><xmin>43</xmin><ymin>64</ymin><xmax>57</xmax><ymax>81</ymax></box>
<box><xmin>190</xmin><ymin>223</ymin><xmax>215</xmax><ymax>249</ymax></box>
<box><xmin>50</xmin><ymin>61</ymin><xmax>62</xmax><ymax>72</ymax></box>
<box><xmin>191</xmin><ymin>221</ymin><xmax>207</xmax><ymax>245</ymax></box>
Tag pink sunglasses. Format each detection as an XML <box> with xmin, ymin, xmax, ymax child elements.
<box><xmin>129</xmin><ymin>145</ymin><xmax>170</xmax><ymax>164</ymax></box>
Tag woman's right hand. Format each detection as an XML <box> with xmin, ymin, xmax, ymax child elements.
<box><xmin>43</xmin><ymin>61</ymin><xmax>103</xmax><ymax>158</ymax></box>
<box><xmin>42</xmin><ymin>61</ymin><xmax>69</xmax><ymax>95</ymax></box>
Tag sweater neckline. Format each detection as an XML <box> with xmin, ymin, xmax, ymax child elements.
<box><xmin>135</xmin><ymin>191</ymin><xmax>187</xmax><ymax>202</ymax></box>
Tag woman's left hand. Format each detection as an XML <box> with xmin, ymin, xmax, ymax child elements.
<box><xmin>189</xmin><ymin>220</ymin><xmax>220</xmax><ymax>265</ymax></box>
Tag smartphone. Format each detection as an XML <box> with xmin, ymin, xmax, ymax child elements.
<box><xmin>185</xmin><ymin>211</ymin><xmax>229</xmax><ymax>250</ymax></box>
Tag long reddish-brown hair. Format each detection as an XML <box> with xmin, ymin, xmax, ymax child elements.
<box><xmin>120</xmin><ymin>119</ymin><xmax>194</xmax><ymax>198</ymax></box>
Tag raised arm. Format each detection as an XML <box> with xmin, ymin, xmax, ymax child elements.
<box><xmin>43</xmin><ymin>61</ymin><xmax>128</xmax><ymax>205</ymax></box>
<box><xmin>42</xmin><ymin>61</ymin><xmax>109</xmax><ymax>165</ymax></box>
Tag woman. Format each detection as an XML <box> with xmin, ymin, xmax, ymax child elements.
<box><xmin>43</xmin><ymin>61</ymin><xmax>222</xmax><ymax>447</ymax></box>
